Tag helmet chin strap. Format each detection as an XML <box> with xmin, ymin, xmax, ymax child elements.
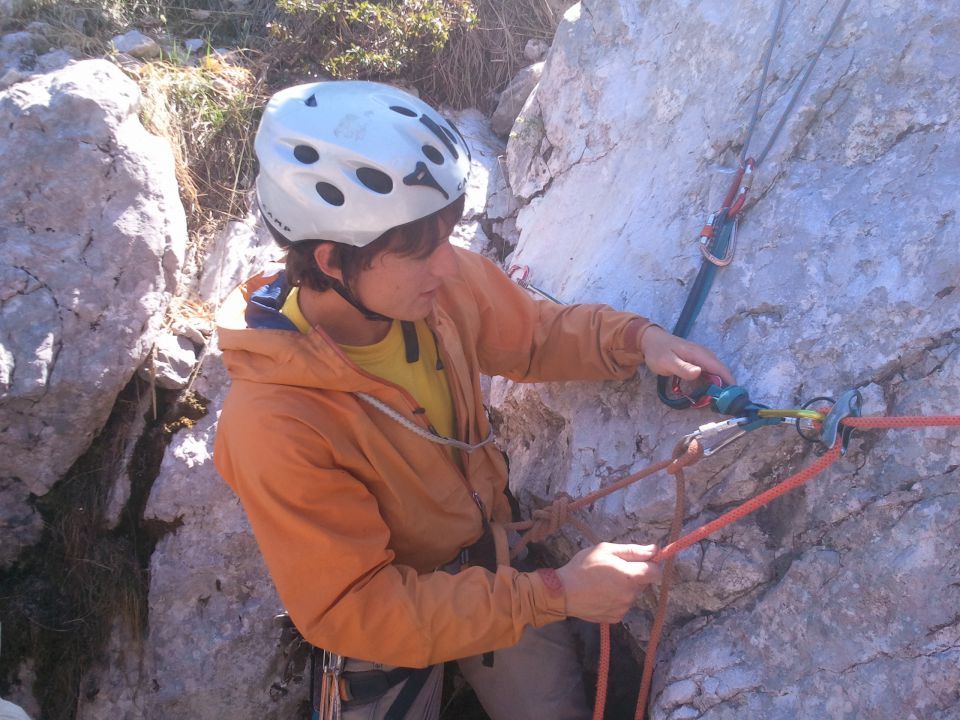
<box><xmin>325</xmin><ymin>275</ymin><xmax>420</xmax><ymax>365</ymax></box>
<box><xmin>329</xmin><ymin>278</ymin><xmax>392</xmax><ymax>323</ymax></box>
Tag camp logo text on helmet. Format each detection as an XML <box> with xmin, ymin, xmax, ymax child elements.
<box><xmin>254</xmin><ymin>81</ymin><xmax>472</xmax><ymax>247</ymax></box>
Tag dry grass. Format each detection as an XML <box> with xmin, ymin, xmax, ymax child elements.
<box><xmin>130</xmin><ymin>52</ymin><xmax>267</xmax><ymax>258</ymax></box>
<box><xmin>421</xmin><ymin>0</ymin><xmax>559</xmax><ymax>109</ymax></box>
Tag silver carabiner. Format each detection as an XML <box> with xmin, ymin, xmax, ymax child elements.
<box><xmin>684</xmin><ymin>417</ymin><xmax>749</xmax><ymax>457</ymax></box>
<box><xmin>318</xmin><ymin>650</ymin><xmax>345</xmax><ymax>720</ymax></box>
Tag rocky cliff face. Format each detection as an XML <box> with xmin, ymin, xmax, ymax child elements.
<box><xmin>496</xmin><ymin>1</ymin><xmax>959</xmax><ymax>717</ymax></box>
<box><xmin>1</xmin><ymin>2</ymin><xmax>957</xmax><ymax>718</ymax></box>
<box><xmin>0</xmin><ymin>59</ymin><xmax>186</xmax><ymax>565</ymax></box>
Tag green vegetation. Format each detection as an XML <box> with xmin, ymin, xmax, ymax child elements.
<box><xmin>271</xmin><ymin>0</ymin><xmax>477</xmax><ymax>80</ymax></box>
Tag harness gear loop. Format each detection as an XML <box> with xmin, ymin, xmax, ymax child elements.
<box><xmin>313</xmin><ymin>648</ymin><xmax>345</xmax><ymax>720</ymax></box>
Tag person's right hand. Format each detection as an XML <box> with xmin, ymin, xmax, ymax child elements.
<box><xmin>555</xmin><ymin>543</ymin><xmax>661</xmax><ymax>624</ymax></box>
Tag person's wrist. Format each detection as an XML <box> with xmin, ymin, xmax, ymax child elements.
<box><xmin>537</xmin><ymin>568</ymin><xmax>566</xmax><ymax>612</ymax></box>
<box><xmin>627</xmin><ymin>320</ymin><xmax>662</xmax><ymax>356</ymax></box>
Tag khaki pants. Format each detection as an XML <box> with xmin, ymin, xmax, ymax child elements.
<box><xmin>340</xmin><ymin>620</ymin><xmax>591</xmax><ymax>720</ymax></box>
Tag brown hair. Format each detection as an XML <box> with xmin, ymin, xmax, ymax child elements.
<box><xmin>269</xmin><ymin>194</ymin><xmax>466</xmax><ymax>292</ymax></box>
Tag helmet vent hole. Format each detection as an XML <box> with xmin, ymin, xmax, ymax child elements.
<box><xmin>294</xmin><ymin>145</ymin><xmax>320</xmax><ymax>164</ymax></box>
<box><xmin>390</xmin><ymin>105</ymin><xmax>418</xmax><ymax>117</ymax></box>
<box><xmin>316</xmin><ymin>182</ymin><xmax>345</xmax><ymax>206</ymax></box>
<box><xmin>419</xmin><ymin>115</ymin><xmax>459</xmax><ymax>160</ymax></box>
<box><xmin>422</xmin><ymin>144</ymin><xmax>444</xmax><ymax>165</ymax></box>
<box><xmin>305</xmin><ymin>94</ymin><xmax>318</xmax><ymax>107</ymax></box>
<box><xmin>356</xmin><ymin>167</ymin><xmax>394</xmax><ymax>194</ymax></box>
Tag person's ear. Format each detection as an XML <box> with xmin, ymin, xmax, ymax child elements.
<box><xmin>312</xmin><ymin>243</ymin><xmax>344</xmax><ymax>283</ymax></box>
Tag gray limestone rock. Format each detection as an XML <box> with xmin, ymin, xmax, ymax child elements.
<box><xmin>197</xmin><ymin>214</ymin><xmax>282</xmax><ymax>304</ymax></box>
<box><xmin>524</xmin><ymin>38</ymin><xmax>550</xmax><ymax>63</ymax></box>
<box><xmin>0</xmin><ymin>59</ymin><xmax>186</xmax><ymax>564</ymax></box>
<box><xmin>183</xmin><ymin>38</ymin><xmax>205</xmax><ymax>55</ymax></box>
<box><xmin>491</xmin><ymin>61</ymin><xmax>544</xmax><ymax>138</ymax></box>
<box><xmin>110</xmin><ymin>30</ymin><xmax>161</xmax><ymax>60</ymax></box>
<box><xmin>448</xmin><ymin>108</ymin><xmax>514</xmax><ymax>256</ymax></box>
<box><xmin>0</xmin><ymin>28</ymin><xmax>71</xmax><ymax>88</ymax></box>
<box><xmin>138</xmin><ymin>333</ymin><xmax>198</xmax><ymax>390</ymax></box>
<box><xmin>77</xmin><ymin>227</ymin><xmax>307</xmax><ymax>720</ymax></box>
<box><xmin>496</xmin><ymin>1</ymin><xmax>960</xmax><ymax>717</ymax></box>
<box><xmin>76</xmin><ymin>364</ymin><xmax>305</xmax><ymax>720</ymax></box>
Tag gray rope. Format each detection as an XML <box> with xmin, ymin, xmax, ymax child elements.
<box><xmin>742</xmin><ymin>0</ymin><xmax>855</xmax><ymax>167</ymax></box>
<box><xmin>739</xmin><ymin>0</ymin><xmax>788</xmax><ymax>166</ymax></box>
<box><xmin>354</xmin><ymin>392</ymin><xmax>495</xmax><ymax>452</ymax></box>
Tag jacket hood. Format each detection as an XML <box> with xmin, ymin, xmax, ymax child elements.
<box><xmin>216</xmin><ymin>270</ymin><xmax>390</xmax><ymax>393</ymax></box>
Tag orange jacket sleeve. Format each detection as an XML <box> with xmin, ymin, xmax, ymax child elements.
<box><xmin>452</xmin><ymin>250</ymin><xmax>652</xmax><ymax>382</ymax></box>
<box><xmin>214</xmin><ymin>400</ymin><xmax>566</xmax><ymax>668</ymax></box>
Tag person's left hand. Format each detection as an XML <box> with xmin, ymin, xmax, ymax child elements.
<box><xmin>637</xmin><ymin>323</ymin><xmax>735</xmax><ymax>385</ymax></box>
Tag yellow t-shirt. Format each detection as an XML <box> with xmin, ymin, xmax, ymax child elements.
<box><xmin>281</xmin><ymin>287</ymin><xmax>459</xmax><ymax>464</ymax></box>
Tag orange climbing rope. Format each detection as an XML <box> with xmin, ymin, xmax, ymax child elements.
<box><xmin>509</xmin><ymin>414</ymin><xmax>960</xmax><ymax>720</ymax></box>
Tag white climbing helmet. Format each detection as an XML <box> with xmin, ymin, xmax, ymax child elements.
<box><xmin>254</xmin><ymin>80</ymin><xmax>472</xmax><ymax>247</ymax></box>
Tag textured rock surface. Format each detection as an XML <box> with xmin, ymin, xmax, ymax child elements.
<box><xmin>0</xmin><ymin>59</ymin><xmax>186</xmax><ymax>564</ymax></box>
<box><xmin>448</xmin><ymin>108</ymin><xmax>513</xmax><ymax>256</ymax></box>
<box><xmin>110</xmin><ymin>30</ymin><xmax>161</xmax><ymax>60</ymax></box>
<box><xmin>76</xmin><ymin>354</ymin><xmax>304</xmax><ymax>720</ymax></box>
<box><xmin>490</xmin><ymin>62</ymin><xmax>544</xmax><ymax>137</ymax></box>
<box><xmin>0</xmin><ymin>26</ymin><xmax>76</xmax><ymax>90</ymax></box>
<box><xmin>495</xmin><ymin>1</ymin><xmax>959</xmax><ymax>717</ymax></box>
<box><xmin>72</xmin><ymin>207</ymin><xmax>288</xmax><ymax>718</ymax></box>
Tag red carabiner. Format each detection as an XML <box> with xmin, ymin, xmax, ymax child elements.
<box><xmin>508</xmin><ymin>264</ymin><xmax>532</xmax><ymax>287</ymax></box>
<box><xmin>726</xmin><ymin>158</ymin><xmax>755</xmax><ymax>218</ymax></box>
<box><xmin>671</xmin><ymin>372</ymin><xmax>724</xmax><ymax>409</ymax></box>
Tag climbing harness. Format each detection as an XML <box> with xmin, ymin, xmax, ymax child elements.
<box><xmin>658</xmin><ymin>0</ymin><xmax>854</xmax><ymax>410</ymax></box>
<box><xmin>273</xmin><ymin>610</ymin><xmax>437</xmax><ymax>720</ymax></box>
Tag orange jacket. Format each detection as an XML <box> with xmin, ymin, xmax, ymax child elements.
<box><xmin>214</xmin><ymin>248</ymin><xmax>651</xmax><ymax>667</ymax></box>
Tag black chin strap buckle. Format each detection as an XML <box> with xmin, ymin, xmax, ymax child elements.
<box><xmin>400</xmin><ymin>320</ymin><xmax>419</xmax><ymax>364</ymax></box>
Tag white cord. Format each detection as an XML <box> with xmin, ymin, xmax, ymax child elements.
<box><xmin>354</xmin><ymin>392</ymin><xmax>494</xmax><ymax>452</ymax></box>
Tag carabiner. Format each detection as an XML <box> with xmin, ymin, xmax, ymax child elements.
<box><xmin>699</xmin><ymin>215</ymin><xmax>737</xmax><ymax>267</ymax></box>
<box><xmin>671</xmin><ymin>372</ymin><xmax>724</xmax><ymax>409</ymax></box>
<box><xmin>727</xmin><ymin>158</ymin><xmax>755</xmax><ymax>218</ymax></box>
<box><xmin>684</xmin><ymin>417</ymin><xmax>748</xmax><ymax>457</ymax></box>
<box><xmin>507</xmin><ymin>264</ymin><xmax>565</xmax><ymax>304</ymax></box>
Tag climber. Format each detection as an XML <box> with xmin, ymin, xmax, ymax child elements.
<box><xmin>213</xmin><ymin>80</ymin><xmax>734</xmax><ymax>720</ymax></box>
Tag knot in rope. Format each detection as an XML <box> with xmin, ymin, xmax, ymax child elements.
<box><xmin>527</xmin><ymin>493</ymin><xmax>574</xmax><ymax>544</ymax></box>
<box><xmin>668</xmin><ymin>437</ymin><xmax>704</xmax><ymax>475</ymax></box>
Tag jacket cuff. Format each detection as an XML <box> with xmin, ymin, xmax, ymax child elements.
<box><xmin>525</xmin><ymin>569</ymin><xmax>567</xmax><ymax>627</ymax></box>
<box><xmin>615</xmin><ymin>316</ymin><xmax>657</xmax><ymax>367</ymax></box>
